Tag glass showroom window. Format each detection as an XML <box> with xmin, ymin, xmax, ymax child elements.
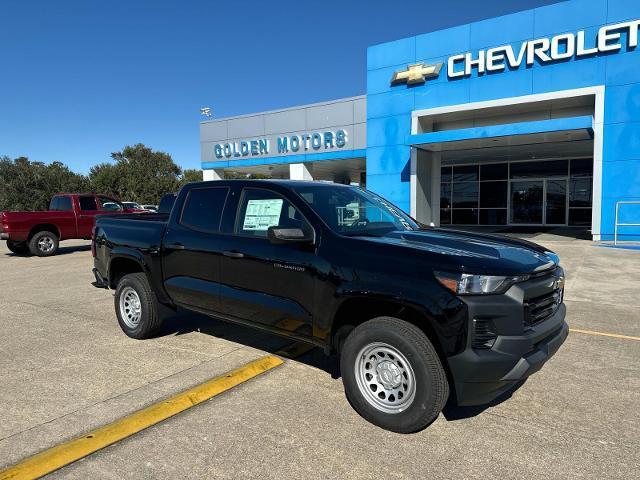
<box><xmin>441</xmin><ymin>163</ymin><xmax>508</xmax><ymax>225</ymax></box>
<box><xmin>568</xmin><ymin>158</ymin><xmax>593</xmax><ymax>226</ymax></box>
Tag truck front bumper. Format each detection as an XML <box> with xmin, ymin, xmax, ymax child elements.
<box><xmin>447</xmin><ymin>273</ymin><xmax>568</xmax><ymax>406</ymax></box>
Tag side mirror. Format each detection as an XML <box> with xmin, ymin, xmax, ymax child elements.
<box><xmin>267</xmin><ymin>227</ymin><xmax>313</xmax><ymax>244</ymax></box>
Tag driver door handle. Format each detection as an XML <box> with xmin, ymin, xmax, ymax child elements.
<box><xmin>223</xmin><ymin>250</ymin><xmax>244</xmax><ymax>259</ymax></box>
<box><xmin>167</xmin><ymin>243</ymin><xmax>185</xmax><ymax>250</ymax></box>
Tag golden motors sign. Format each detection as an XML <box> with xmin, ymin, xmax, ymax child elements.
<box><xmin>214</xmin><ymin>130</ymin><xmax>348</xmax><ymax>160</ymax></box>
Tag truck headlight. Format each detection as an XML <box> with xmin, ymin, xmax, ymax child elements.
<box><xmin>435</xmin><ymin>271</ymin><xmax>529</xmax><ymax>295</ymax></box>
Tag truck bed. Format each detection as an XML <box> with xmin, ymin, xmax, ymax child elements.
<box><xmin>94</xmin><ymin>214</ymin><xmax>169</xmax><ymax>249</ymax></box>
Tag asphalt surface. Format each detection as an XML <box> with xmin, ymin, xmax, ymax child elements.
<box><xmin>0</xmin><ymin>237</ymin><xmax>638</xmax><ymax>479</ymax></box>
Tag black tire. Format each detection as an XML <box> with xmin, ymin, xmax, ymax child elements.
<box><xmin>6</xmin><ymin>240</ymin><xmax>30</xmax><ymax>255</ymax></box>
<box><xmin>340</xmin><ymin>317</ymin><xmax>449</xmax><ymax>434</ymax></box>
<box><xmin>28</xmin><ymin>231</ymin><xmax>59</xmax><ymax>257</ymax></box>
<box><xmin>114</xmin><ymin>273</ymin><xmax>164</xmax><ymax>339</ymax></box>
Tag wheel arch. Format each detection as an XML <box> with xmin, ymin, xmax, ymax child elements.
<box><xmin>28</xmin><ymin>224</ymin><xmax>60</xmax><ymax>240</ymax></box>
<box><xmin>108</xmin><ymin>254</ymin><xmax>147</xmax><ymax>289</ymax></box>
<box><xmin>329</xmin><ymin>296</ymin><xmax>453</xmax><ymax>387</ymax></box>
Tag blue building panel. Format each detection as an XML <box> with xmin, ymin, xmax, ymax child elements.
<box><xmin>531</xmin><ymin>54</ymin><xmax>606</xmax><ymax>94</ymax></box>
<box><xmin>413</xmin><ymin>81</ymin><xmax>470</xmax><ymax>111</ymax></box>
<box><xmin>604</xmin><ymin>83</ymin><xmax>640</xmax><ymax>124</ymax></box>
<box><xmin>469</xmin><ymin>68</ymin><xmax>533</xmax><ymax>103</ymax></box>
<box><xmin>468</xmin><ymin>10</ymin><xmax>535</xmax><ymax>50</ymax></box>
<box><xmin>606</xmin><ymin>48</ymin><xmax>640</xmax><ymax>86</ymax></box>
<box><xmin>365</xmin><ymin>0</ymin><xmax>640</xmax><ymax>240</ymax></box>
<box><xmin>367</xmin><ymin>115</ymin><xmax>411</xmax><ymax>148</ymax></box>
<box><xmin>603</xmin><ymin>122</ymin><xmax>640</xmax><ymax>161</ymax></box>
<box><xmin>415</xmin><ymin>24</ymin><xmax>470</xmax><ymax>60</ymax></box>
<box><xmin>367</xmin><ymin>90</ymin><xmax>415</xmax><ymax>120</ymax></box>
<box><xmin>366</xmin><ymin>145</ymin><xmax>411</xmax><ymax>176</ymax></box>
<box><xmin>607</xmin><ymin>0</ymin><xmax>640</xmax><ymax>23</ymax></box>
<box><xmin>533</xmin><ymin>0</ymin><xmax>607</xmax><ymax>37</ymax></box>
<box><xmin>367</xmin><ymin>37</ymin><xmax>416</xmax><ymax>71</ymax></box>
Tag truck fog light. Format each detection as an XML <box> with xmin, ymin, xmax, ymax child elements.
<box><xmin>473</xmin><ymin>318</ymin><xmax>497</xmax><ymax>349</ymax></box>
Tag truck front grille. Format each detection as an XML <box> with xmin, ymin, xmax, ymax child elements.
<box><xmin>525</xmin><ymin>290</ymin><xmax>562</xmax><ymax>325</ymax></box>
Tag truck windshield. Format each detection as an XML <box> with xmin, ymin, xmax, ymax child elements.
<box><xmin>293</xmin><ymin>185</ymin><xmax>419</xmax><ymax>236</ymax></box>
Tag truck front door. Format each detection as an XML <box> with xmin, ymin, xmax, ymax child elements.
<box><xmin>216</xmin><ymin>187</ymin><xmax>317</xmax><ymax>338</ymax></box>
<box><xmin>76</xmin><ymin>195</ymin><xmax>104</xmax><ymax>238</ymax></box>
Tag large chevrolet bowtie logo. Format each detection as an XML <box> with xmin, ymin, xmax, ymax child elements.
<box><xmin>391</xmin><ymin>63</ymin><xmax>443</xmax><ymax>86</ymax></box>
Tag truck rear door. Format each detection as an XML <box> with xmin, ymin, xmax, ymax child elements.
<box><xmin>161</xmin><ymin>186</ymin><xmax>230</xmax><ymax>312</ymax></box>
<box><xmin>48</xmin><ymin>195</ymin><xmax>78</xmax><ymax>239</ymax></box>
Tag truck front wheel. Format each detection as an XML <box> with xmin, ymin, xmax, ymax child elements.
<box><xmin>6</xmin><ymin>240</ymin><xmax>30</xmax><ymax>255</ymax></box>
<box><xmin>114</xmin><ymin>273</ymin><xmax>164</xmax><ymax>339</ymax></box>
<box><xmin>340</xmin><ymin>317</ymin><xmax>449</xmax><ymax>433</ymax></box>
<box><xmin>28</xmin><ymin>231</ymin><xmax>59</xmax><ymax>257</ymax></box>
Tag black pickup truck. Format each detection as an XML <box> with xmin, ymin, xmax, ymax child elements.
<box><xmin>92</xmin><ymin>180</ymin><xmax>568</xmax><ymax>433</ymax></box>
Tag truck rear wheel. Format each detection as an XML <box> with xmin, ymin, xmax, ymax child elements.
<box><xmin>6</xmin><ymin>240</ymin><xmax>30</xmax><ymax>255</ymax></box>
<box><xmin>28</xmin><ymin>231</ymin><xmax>59</xmax><ymax>257</ymax></box>
<box><xmin>114</xmin><ymin>273</ymin><xmax>164</xmax><ymax>339</ymax></box>
<box><xmin>340</xmin><ymin>317</ymin><xmax>449</xmax><ymax>433</ymax></box>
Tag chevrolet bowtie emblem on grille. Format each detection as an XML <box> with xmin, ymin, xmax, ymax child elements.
<box><xmin>391</xmin><ymin>62</ymin><xmax>443</xmax><ymax>86</ymax></box>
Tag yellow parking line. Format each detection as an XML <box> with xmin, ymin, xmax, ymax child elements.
<box><xmin>0</xmin><ymin>355</ymin><xmax>284</xmax><ymax>480</ymax></box>
<box><xmin>569</xmin><ymin>328</ymin><xmax>640</xmax><ymax>341</ymax></box>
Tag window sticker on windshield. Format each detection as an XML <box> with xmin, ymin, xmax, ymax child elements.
<box><xmin>243</xmin><ymin>199</ymin><xmax>283</xmax><ymax>231</ymax></box>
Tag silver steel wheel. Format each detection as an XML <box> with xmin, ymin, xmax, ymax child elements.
<box><xmin>354</xmin><ymin>342</ymin><xmax>416</xmax><ymax>414</ymax></box>
<box><xmin>119</xmin><ymin>286</ymin><xmax>142</xmax><ymax>329</ymax></box>
<box><xmin>38</xmin><ymin>236</ymin><xmax>55</xmax><ymax>253</ymax></box>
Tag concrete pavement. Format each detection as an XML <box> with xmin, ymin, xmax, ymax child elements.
<box><xmin>0</xmin><ymin>238</ymin><xmax>638</xmax><ymax>479</ymax></box>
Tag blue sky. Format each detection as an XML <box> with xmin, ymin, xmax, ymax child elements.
<box><xmin>0</xmin><ymin>0</ymin><xmax>560</xmax><ymax>174</ymax></box>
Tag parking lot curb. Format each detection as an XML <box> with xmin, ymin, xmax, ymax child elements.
<box><xmin>0</xmin><ymin>355</ymin><xmax>284</xmax><ymax>480</ymax></box>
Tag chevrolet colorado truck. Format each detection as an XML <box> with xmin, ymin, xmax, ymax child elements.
<box><xmin>1</xmin><ymin>193</ymin><xmax>146</xmax><ymax>256</ymax></box>
<box><xmin>92</xmin><ymin>180</ymin><xmax>568</xmax><ymax>433</ymax></box>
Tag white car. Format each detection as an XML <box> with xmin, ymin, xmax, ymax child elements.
<box><xmin>141</xmin><ymin>204</ymin><xmax>158</xmax><ymax>212</ymax></box>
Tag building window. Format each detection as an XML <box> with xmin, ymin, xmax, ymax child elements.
<box><xmin>510</xmin><ymin>160</ymin><xmax>568</xmax><ymax>178</ymax></box>
<box><xmin>440</xmin><ymin>159</ymin><xmax>592</xmax><ymax>227</ymax></box>
<box><xmin>480</xmin><ymin>181</ymin><xmax>508</xmax><ymax>208</ymax></box>
<box><xmin>568</xmin><ymin>159</ymin><xmax>593</xmax><ymax>226</ymax></box>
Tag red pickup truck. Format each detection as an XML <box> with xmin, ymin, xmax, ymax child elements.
<box><xmin>0</xmin><ymin>193</ymin><xmax>146</xmax><ymax>256</ymax></box>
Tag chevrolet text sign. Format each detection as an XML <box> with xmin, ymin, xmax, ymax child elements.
<box><xmin>391</xmin><ymin>19</ymin><xmax>640</xmax><ymax>85</ymax></box>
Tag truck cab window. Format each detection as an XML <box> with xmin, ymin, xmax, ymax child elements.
<box><xmin>235</xmin><ymin>188</ymin><xmax>308</xmax><ymax>238</ymax></box>
<box><xmin>79</xmin><ymin>196</ymin><xmax>98</xmax><ymax>211</ymax></box>
<box><xmin>98</xmin><ymin>197</ymin><xmax>123</xmax><ymax>211</ymax></box>
<box><xmin>294</xmin><ymin>185</ymin><xmax>419</xmax><ymax>237</ymax></box>
<box><xmin>180</xmin><ymin>187</ymin><xmax>229</xmax><ymax>232</ymax></box>
<box><xmin>51</xmin><ymin>196</ymin><xmax>73</xmax><ymax>211</ymax></box>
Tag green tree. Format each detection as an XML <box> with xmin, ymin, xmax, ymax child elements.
<box><xmin>89</xmin><ymin>144</ymin><xmax>183</xmax><ymax>204</ymax></box>
<box><xmin>0</xmin><ymin>156</ymin><xmax>89</xmax><ymax>211</ymax></box>
<box><xmin>179</xmin><ymin>169</ymin><xmax>203</xmax><ymax>186</ymax></box>
<box><xmin>88</xmin><ymin>162</ymin><xmax>121</xmax><ymax>197</ymax></box>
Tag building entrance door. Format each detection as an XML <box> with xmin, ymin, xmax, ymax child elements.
<box><xmin>544</xmin><ymin>179</ymin><xmax>568</xmax><ymax>225</ymax></box>
<box><xmin>510</xmin><ymin>178</ymin><xmax>568</xmax><ymax>226</ymax></box>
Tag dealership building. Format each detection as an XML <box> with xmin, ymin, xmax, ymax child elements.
<box><xmin>201</xmin><ymin>0</ymin><xmax>640</xmax><ymax>240</ymax></box>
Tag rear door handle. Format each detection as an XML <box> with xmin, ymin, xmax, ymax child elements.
<box><xmin>167</xmin><ymin>243</ymin><xmax>185</xmax><ymax>250</ymax></box>
<box><xmin>223</xmin><ymin>250</ymin><xmax>244</xmax><ymax>259</ymax></box>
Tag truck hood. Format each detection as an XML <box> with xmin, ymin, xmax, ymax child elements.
<box><xmin>357</xmin><ymin>228</ymin><xmax>558</xmax><ymax>275</ymax></box>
